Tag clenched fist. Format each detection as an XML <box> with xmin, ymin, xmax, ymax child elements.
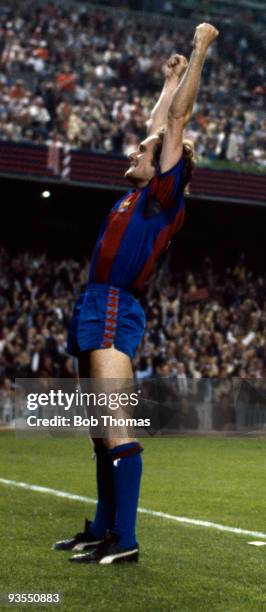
<box><xmin>193</xmin><ymin>23</ymin><xmax>219</xmax><ymax>51</ymax></box>
<box><xmin>165</xmin><ymin>54</ymin><xmax>188</xmax><ymax>81</ymax></box>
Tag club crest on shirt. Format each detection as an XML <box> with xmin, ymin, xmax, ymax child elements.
<box><xmin>118</xmin><ymin>195</ymin><xmax>132</xmax><ymax>212</ymax></box>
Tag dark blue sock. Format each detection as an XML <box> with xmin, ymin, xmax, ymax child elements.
<box><xmin>90</xmin><ymin>445</ymin><xmax>115</xmax><ymax>538</ymax></box>
<box><xmin>109</xmin><ymin>442</ymin><xmax>143</xmax><ymax>549</ymax></box>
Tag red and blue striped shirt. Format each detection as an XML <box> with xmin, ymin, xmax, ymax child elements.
<box><xmin>88</xmin><ymin>158</ymin><xmax>185</xmax><ymax>292</ymax></box>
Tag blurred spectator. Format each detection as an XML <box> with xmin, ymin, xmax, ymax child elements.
<box><xmin>0</xmin><ymin>377</ymin><xmax>15</xmax><ymax>422</ymax></box>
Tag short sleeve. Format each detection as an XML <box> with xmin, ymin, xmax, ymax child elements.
<box><xmin>148</xmin><ymin>157</ymin><xmax>184</xmax><ymax>209</ymax></box>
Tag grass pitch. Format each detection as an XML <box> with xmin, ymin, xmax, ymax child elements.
<box><xmin>0</xmin><ymin>432</ymin><xmax>265</xmax><ymax>612</ymax></box>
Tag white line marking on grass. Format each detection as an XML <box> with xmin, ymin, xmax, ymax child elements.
<box><xmin>0</xmin><ymin>478</ymin><xmax>96</xmax><ymax>505</ymax></box>
<box><xmin>248</xmin><ymin>541</ymin><xmax>266</xmax><ymax>547</ymax></box>
<box><xmin>1</xmin><ymin>477</ymin><xmax>266</xmax><ymax>541</ymax></box>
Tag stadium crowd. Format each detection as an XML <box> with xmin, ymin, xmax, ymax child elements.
<box><xmin>0</xmin><ymin>247</ymin><xmax>265</xmax><ymax>398</ymax></box>
<box><xmin>0</xmin><ymin>2</ymin><xmax>265</xmax><ymax>165</ymax></box>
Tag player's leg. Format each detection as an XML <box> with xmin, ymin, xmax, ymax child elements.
<box><xmin>79</xmin><ymin>346</ymin><xmax>134</xmax><ymax>447</ymax></box>
<box><xmin>71</xmin><ymin>347</ymin><xmax>142</xmax><ymax>563</ymax></box>
<box><xmin>79</xmin><ymin>347</ymin><xmax>133</xmax><ymax>543</ymax></box>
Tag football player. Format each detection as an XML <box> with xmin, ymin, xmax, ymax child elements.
<box><xmin>54</xmin><ymin>23</ymin><xmax>218</xmax><ymax>564</ymax></box>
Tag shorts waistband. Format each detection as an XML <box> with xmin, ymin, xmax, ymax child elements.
<box><xmin>86</xmin><ymin>283</ymin><xmax>139</xmax><ymax>300</ymax></box>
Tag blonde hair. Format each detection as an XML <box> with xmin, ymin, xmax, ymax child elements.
<box><xmin>181</xmin><ymin>138</ymin><xmax>196</xmax><ymax>194</ymax></box>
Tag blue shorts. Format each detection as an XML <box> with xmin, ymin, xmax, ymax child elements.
<box><xmin>67</xmin><ymin>283</ymin><xmax>146</xmax><ymax>359</ymax></box>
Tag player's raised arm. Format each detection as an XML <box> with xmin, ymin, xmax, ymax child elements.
<box><xmin>159</xmin><ymin>23</ymin><xmax>219</xmax><ymax>173</ymax></box>
<box><xmin>146</xmin><ymin>54</ymin><xmax>188</xmax><ymax>136</ymax></box>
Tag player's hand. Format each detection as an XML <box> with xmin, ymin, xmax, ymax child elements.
<box><xmin>193</xmin><ymin>23</ymin><xmax>219</xmax><ymax>51</ymax></box>
<box><xmin>165</xmin><ymin>54</ymin><xmax>188</xmax><ymax>82</ymax></box>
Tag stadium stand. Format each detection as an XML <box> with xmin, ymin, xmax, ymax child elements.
<box><xmin>0</xmin><ymin>1</ymin><xmax>265</xmax><ymax>166</ymax></box>
<box><xmin>0</xmin><ymin>247</ymin><xmax>265</xmax><ymax>387</ymax></box>
<box><xmin>0</xmin><ymin>2</ymin><xmax>265</xmax><ymax>427</ymax></box>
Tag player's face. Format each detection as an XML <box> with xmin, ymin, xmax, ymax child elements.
<box><xmin>125</xmin><ymin>135</ymin><xmax>159</xmax><ymax>188</ymax></box>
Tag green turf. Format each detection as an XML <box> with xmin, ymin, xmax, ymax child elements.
<box><xmin>0</xmin><ymin>432</ymin><xmax>265</xmax><ymax>612</ymax></box>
